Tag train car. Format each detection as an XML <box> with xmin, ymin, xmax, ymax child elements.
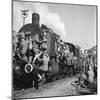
<box><xmin>57</xmin><ymin>43</ymin><xmax>79</xmax><ymax>77</ymax></box>
<box><xmin>13</xmin><ymin>12</ymin><xmax>82</xmax><ymax>89</ymax></box>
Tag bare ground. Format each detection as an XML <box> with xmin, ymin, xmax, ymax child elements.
<box><xmin>13</xmin><ymin>76</ymin><xmax>79</xmax><ymax>99</ymax></box>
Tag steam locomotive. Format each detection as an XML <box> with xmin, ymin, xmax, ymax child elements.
<box><xmin>13</xmin><ymin>13</ymin><xmax>81</xmax><ymax>90</ymax></box>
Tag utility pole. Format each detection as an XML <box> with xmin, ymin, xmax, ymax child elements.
<box><xmin>21</xmin><ymin>10</ymin><xmax>29</xmax><ymax>26</ymax></box>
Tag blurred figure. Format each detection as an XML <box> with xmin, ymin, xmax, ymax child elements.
<box><xmin>38</xmin><ymin>50</ymin><xmax>50</xmax><ymax>81</ymax></box>
<box><xmin>87</xmin><ymin>64</ymin><xmax>94</xmax><ymax>83</ymax></box>
<box><xmin>12</xmin><ymin>31</ymin><xmax>18</xmax><ymax>56</ymax></box>
<box><xmin>20</xmin><ymin>38</ymin><xmax>29</xmax><ymax>59</ymax></box>
<box><xmin>32</xmin><ymin>50</ymin><xmax>43</xmax><ymax>89</ymax></box>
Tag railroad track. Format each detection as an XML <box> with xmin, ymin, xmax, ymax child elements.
<box><xmin>13</xmin><ymin>75</ymin><xmax>79</xmax><ymax>98</ymax></box>
<box><xmin>71</xmin><ymin>82</ymin><xmax>97</xmax><ymax>95</ymax></box>
<box><xmin>13</xmin><ymin>87</ymin><xmax>36</xmax><ymax>96</ymax></box>
<box><xmin>13</xmin><ymin>79</ymin><xmax>53</xmax><ymax>97</ymax></box>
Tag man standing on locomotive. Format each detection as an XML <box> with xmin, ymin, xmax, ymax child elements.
<box><xmin>19</xmin><ymin>33</ymin><xmax>32</xmax><ymax>60</ymax></box>
<box><xmin>20</xmin><ymin>37</ymin><xmax>29</xmax><ymax>59</ymax></box>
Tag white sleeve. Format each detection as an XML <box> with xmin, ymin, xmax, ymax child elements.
<box><xmin>32</xmin><ymin>55</ymin><xmax>37</xmax><ymax>64</ymax></box>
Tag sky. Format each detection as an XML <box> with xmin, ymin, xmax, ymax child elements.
<box><xmin>13</xmin><ymin>1</ymin><xmax>97</xmax><ymax>51</ymax></box>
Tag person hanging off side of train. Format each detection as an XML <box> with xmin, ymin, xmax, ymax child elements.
<box><xmin>26</xmin><ymin>40</ymin><xmax>35</xmax><ymax>64</ymax></box>
<box><xmin>19</xmin><ymin>36</ymin><xmax>29</xmax><ymax>60</ymax></box>
<box><xmin>38</xmin><ymin>50</ymin><xmax>50</xmax><ymax>82</ymax></box>
<box><xmin>58</xmin><ymin>53</ymin><xmax>66</xmax><ymax>77</ymax></box>
<box><xmin>16</xmin><ymin>32</ymin><xmax>36</xmax><ymax>61</ymax></box>
<box><xmin>32</xmin><ymin>49</ymin><xmax>50</xmax><ymax>89</ymax></box>
<box><xmin>12</xmin><ymin>31</ymin><xmax>18</xmax><ymax>57</ymax></box>
<box><xmin>32</xmin><ymin>49</ymin><xmax>43</xmax><ymax>89</ymax></box>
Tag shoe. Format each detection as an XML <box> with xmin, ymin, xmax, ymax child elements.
<box><xmin>38</xmin><ymin>74</ymin><xmax>42</xmax><ymax>81</ymax></box>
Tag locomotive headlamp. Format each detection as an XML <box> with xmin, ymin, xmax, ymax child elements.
<box><xmin>21</xmin><ymin>10</ymin><xmax>29</xmax><ymax>18</ymax></box>
<box><xmin>21</xmin><ymin>10</ymin><xmax>29</xmax><ymax>25</ymax></box>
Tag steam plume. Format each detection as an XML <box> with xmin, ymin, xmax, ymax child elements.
<box><xmin>13</xmin><ymin>2</ymin><xmax>66</xmax><ymax>41</ymax></box>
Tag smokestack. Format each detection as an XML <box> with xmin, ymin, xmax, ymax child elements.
<box><xmin>32</xmin><ymin>13</ymin><xmax>40</xmax><ymax>27</ymax></box>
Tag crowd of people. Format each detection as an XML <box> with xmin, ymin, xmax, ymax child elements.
<box><xmin>13</xmin><ymin>30</ymin><xmax>97</xmax><ymax>91</ymax></box>
<box><xmin>72</xmin><ymin>55</ymin><xmax>97</xmax><ymax>92</ymax></box>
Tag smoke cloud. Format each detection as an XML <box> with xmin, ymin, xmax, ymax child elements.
<box><xmin>13</xmin><ymin>1</ymin><xmax>66</xmax><ymax>41</ymax></box>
